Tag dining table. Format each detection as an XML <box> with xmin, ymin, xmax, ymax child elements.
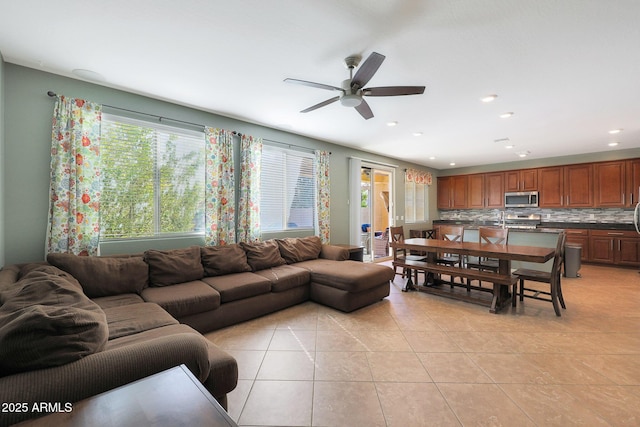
<box><xmin>390</xmin><ymin>238</ymin><xmax>556</xmax><ymax>313</ymax></box>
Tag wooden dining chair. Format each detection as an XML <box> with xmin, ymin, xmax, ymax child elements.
<box><xmin>465</xmin><ymin>227</ymin><xmax>509</xmax><ymax>290</ymax></box>
<box><xmin>435</xmin><ymin>225</ymin><xmax>464</xmax><ymax>285</ymax></box>
<box><xmin>512</xmin><ymin>231</ymin><xmax>567</xmax><ymax>316</ymax></box>
<box><xmin>390</xmin><ymin>226</ymin><xmax>425</xmax><ymax>278</ymax></box>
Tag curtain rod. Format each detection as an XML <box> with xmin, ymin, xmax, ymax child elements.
<box><xmin>47</xmin><ymin>91</ymin><xmax>206</xmax><ymax>130</ymax></box>
<box><xmin>48</xmin><ymin>91</ymin><xmax>331</xmax><ymax>154</ymax></box>
<box><xmin>262</xmin><ymin>138</ymin><xmax>331</xmax><ymax>155</ymax></box>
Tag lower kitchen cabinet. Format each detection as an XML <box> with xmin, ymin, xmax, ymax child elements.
<box><xmin>589</xmin><ymin>230</ymin><xmax>640</xmax><ymax>266</ymax></box>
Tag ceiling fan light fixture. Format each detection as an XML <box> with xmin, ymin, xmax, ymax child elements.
<box><xmin>340</xmin><ymin>94</ymin><xmax>362</xmax><ymax>107</ymax></box>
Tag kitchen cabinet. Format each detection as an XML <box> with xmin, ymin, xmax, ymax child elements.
<box><xmin>626</xmin><ymin>158</ymin><xmax>640</xmax><ymax>207</ymax></box>
<box><xmin>564</xmin><ymin>163</ymin><xmax>593</xmax><ymax>207</ymax></box>
<box><xmin>565</xmin><ymin>229</ymin><xmax>589</xmax><ymax>262</ymax></box>
<box><xmin>538</xmin><ymin>164</ymin><xmax>593</xmax><ymax>208</ymax></box>
<box><xmin>594</xmin><ymin>161</ymin><xmax>626</xmax><ymax>207</ymax></box>
<box><xmin>538</xmin><ymin>167</ymin><xmax>564</xmax><ymax>207</ymax></box>
<box><xmin>467</xmin><ymin>172</ymin><xmax>504</xmax><ymax>209</ymax></box>
<box><xmin>594</xmin><ymin>159</ymin><xmax>640</xmax><ymax>207</ymax></box>
<box><xmin>485</xmin><ymin>172</ymin><xmax>505</xmax><ymax>208</ymax></box>
<box><xmin>505</xmin><ymin>169</ymin><xmax>537</xmax><ymax>192</ymax></box>
<box><xmin>590</xmin><ymin>230</ymin><xmax>640</xmax><ymax>266</ymax></box>
<box><xmin>467</xmin><ymin>174</ymin><xmax>485</xmax><ymax>209</ymax></box>
<box><xmin>437</xmin><ymin>176</ymin><xmax>467</xmax><ymax>209</ymax></box>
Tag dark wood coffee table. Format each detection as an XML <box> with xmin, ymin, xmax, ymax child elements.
<box><xmin>16</xmin><ymin>365</ymin><xmax>237</xmax><ymax>427</ymax></box>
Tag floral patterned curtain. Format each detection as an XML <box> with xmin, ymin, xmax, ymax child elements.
<box><xmin>46</xmin><ymin>96</ymin><xmax>102</xmax><ymax>256</ymax></box>
<box><xmin>405</xmin><ymin>168</ymin><xmax>432</xmax><ymax>185</ymax></box>
<box><xmin>204</xmin><ymin>127</ymin><xmax>235</xmax><ymax>245</ymax></box>
<box><xmin>315</xmin><ymin>150</ymin><xmax>331</xmax><ymax>243</ymax></box>
<box><xmin>237</xmin><ymin>134</ymin><xmax>262</xmax><ymax>242</ymax></box>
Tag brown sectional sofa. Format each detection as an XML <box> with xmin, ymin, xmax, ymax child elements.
<box><xmin>0</xmin><ymin>236</ymin><xmax>394</xmax><ymax>426</ymax></box>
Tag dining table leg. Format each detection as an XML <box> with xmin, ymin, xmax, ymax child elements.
<box><xmin>489</xmin><ymin>260</ymin><xmax>513</xmax><ymax>313</ymax></box>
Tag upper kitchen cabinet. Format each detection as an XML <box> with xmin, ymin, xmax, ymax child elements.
<box><xmin>538</xmin><ymin>164</ymin><xmax>593</xmax><ymax>208</ymax></box>
<box><xmin>594</xmin><ymin>161</ymin><xmax>626</xmax><ymax>207</ymax></box>
<box><xmin>437</xmin><ymin>175</ymin><xmax>468</xmax><ymax>209</ymax></box>
<box><xmin>564</xmin><ymin>163</ymin><xmax>593</xmax><ymax>207</ymax></box>
<box><xmin>467</xmin><ymin>172</ymin><xmax>504</xmax><ymax>209</ymax></box>
<box><xmin>594</xmin><ymin>159</ymin><xmax>640</xmax><ymax>207</ymax></box>
<box><xmin>538</xmin><ymin>166</ymin><xmax>564</xmax><ymax>207</ymax></box>
<box><xmin>505</xmin><ymin>169</ymin><xmax>537</xmax><ymax>192</ymax></box>
<box><xmin>626</xmin><ymin>158</ymin><xmax>640</xmax><ymax>206</ymax></box>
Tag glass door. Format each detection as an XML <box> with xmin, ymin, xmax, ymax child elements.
<box><xmin>360</xmin><ymin>166</ymin><xmax>393</xmax><ymax>262</ymax></box>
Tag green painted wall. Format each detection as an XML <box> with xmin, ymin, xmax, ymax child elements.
<box><xmin>3</xmin><ymin>64</ymin><xmax>438</xmax><ymax>264</ymax></box>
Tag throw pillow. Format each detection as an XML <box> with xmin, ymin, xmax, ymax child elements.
<box><xmin>201</xmin><ymin>244</ymin><xmax>252</xmax><ymax>276</ymax></box>
<box><xmin>47</xmin><ymin>253</ymin><xmax>149</xmax><ymax>298</ymax></box>
<box><xmin>144</xmin><ymin>246</ymin><xmax>204</xmax><ymax>286</ymax></box>
<box><xmin>276</xmin><ymin>236</ymin><xmax>322</xmax><ymax>264</ymax></box>
<box><xmin>239</xmin><ymin>240</ymin><xmax>286</xmax><ymax>271</ymax></box>
<box><xmin>0</xmin><ymin>269</ymin><xmax>108</xmax><ymax>376</ymax></box>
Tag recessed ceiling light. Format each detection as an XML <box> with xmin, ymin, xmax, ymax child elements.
<box><xmin>412</xmin><ymin>132</ymin><xmax>423</xmax><ymax>137</ymax></box>
<box><xmin>608</xmin><ymin>128</ymin><xmax>623</xmax><ymax>134</ymax></box>
<box><xmin>386</xmin><ymin>121</ymin><xmax>398</xmax><ymax>127</ymax></box>
<box><xmin>517</xmin><ymin>151</ymin><xmax>530</xmax><ymax>158</ymax></box>
<box><xmin>481</xmin><ymin>94</ymin><xmax>498</xmax><ymax>103</ymax></box>
<box><xmin>505</xmin><ymin>145</ymin><xmax>515</xmax><ymax>149</ymax></box>
<box><xmin>608</xmin><ymin>142</ymin><xmax>619</xmax><ymax>147</ymax></box>
<box><xmin>449</xmin><ymin>162</ymin><xmax>456</xmax><ymax>166</ymax></box>
<box><xmin>500</xmin><ymin>112</ymin><xmax>514</xmax><ymax>118</ymax></box>
<box><xmin>429</xmin><ymin>156</ymin><xmax>436</xmax><ymax>160</ymax></box>
<box><xmin>72</xmin><ymin>68</ymin><xmax>105</xmax><ymax>82</ymax></box>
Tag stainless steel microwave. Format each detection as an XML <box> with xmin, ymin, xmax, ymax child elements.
<box><xmin>504</xmin><ymin>191</ymin><xmax>539</xmax><ymax>208</ymax></box>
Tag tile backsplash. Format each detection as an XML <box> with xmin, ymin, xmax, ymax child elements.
<box><xmin>439</xmin><ymin>208</ymin><xmax>635</xmax><ymax>224</ymax></box>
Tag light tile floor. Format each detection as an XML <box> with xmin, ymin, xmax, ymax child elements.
<box><xmin>204</xmin><ymin>263</ymin><xmax>640</xmax><ymax>426</ymax></box>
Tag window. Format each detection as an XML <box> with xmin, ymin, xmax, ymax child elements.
<box><xmin>405</xmin><ymin>181</ymin><xmax>428</xmax><ymax>223</ymax></box>
<box><xmin>100</xmin><ymin>113</ymin><xmax>205</xmax><ymax>239</ymax></box>
<box><xmin>261</xmin><ymin>145</ymin><xmax>316</xmax><ymax>232</ymax></box>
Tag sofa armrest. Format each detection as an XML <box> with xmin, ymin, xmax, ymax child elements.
<box><xmin>319</xmin><ymin>244</ymin><xmax>349</xmax><ymax>261</ymax></box>
<box><xmin>0</xmin><ymin>333</ymin><xmax>210</xmax><ymax>427</ymax></box>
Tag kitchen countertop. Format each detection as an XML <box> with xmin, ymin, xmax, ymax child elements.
<box><xmin>433</xmin><ymin>219</ymin><xmax>637</xmax><ymax>231</ymax></box>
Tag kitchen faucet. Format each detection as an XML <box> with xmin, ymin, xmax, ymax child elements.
<box><xmin>499</xmin><ymin>211</ymin><xmax>506</xmax><ymax>229</ymax></box>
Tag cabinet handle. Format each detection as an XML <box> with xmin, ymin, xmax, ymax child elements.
<box><xmin>619</xmin><ymin>240</ymin><xmax>621</xmax><ymax>251</ymax></box>
<box><xmin>631</xmin><ymin>193</ymin><xmax>634</xmax><ymax>204</ymax></box>
<box><xmin>607</xmin><ymin>232</ymin><xmax>624</xmax><ymax>236</ymax></box>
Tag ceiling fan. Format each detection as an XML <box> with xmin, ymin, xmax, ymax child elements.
<box><xmin>284</xmin><ymin>52</ymin><xmax>425</xmax><ymax>120</ymax></box>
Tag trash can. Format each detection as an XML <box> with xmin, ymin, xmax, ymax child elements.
<box><xmin>564</xmin><ymin>244</ymin><xmax>582</xmax><ymax>278</ymax></box>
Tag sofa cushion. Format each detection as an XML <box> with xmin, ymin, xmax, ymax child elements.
<box><xmin>276</xmin><ymin>236</ymin><xmax>322</xmax><ymax>264</ymax></box>
<box><xmin>47</xmin><ymin>253</ymin><xmax>148</xmax><ymax>298</ymax></box>
<box><xmin>254</xmin><ymin>265</ymin><xmax>311</xmax><ymax>293</ymax></box>
<box><xmin>141</xmin><ymin>280</ymin><xmax>220</xmax><ymax>318</ymax></box>
<box><xmin>239</xmin><ymin>240</ymin><xmax>286</xmax><ymax>271</ymax></box>
<box><xmin>0</xmin><ymin>269</ymin><xmax>108</xmax><ymax>376</ymax></box>
<box><xmin>145</xmin><ymin>246</ymin><xmax>204</xmax><ymax>287</ymax></box>
<box><xmin>201</xmin><ymin>273</ymin><xmax>272</xmax><ymax>303</ymax></box>
<box><xmin>102</xmin><ymin>302</ymin><xmax>179</xmax><ymax>340</ymax></box>
<box><xmin>201</xmin><ymin>244</ymin><xmax>252</xmax><ymax>276</ymax></box>
<box><xmin>91</xmin><ymin>293</ymin><xmax>145</xmax><ymax>309</ymax></box>
<box><xmin>294</xmin><ymin>259</ymin><xmax>395</xmax><ymax>293</ymax></box>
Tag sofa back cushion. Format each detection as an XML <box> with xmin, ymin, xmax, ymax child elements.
<box><xmin>239</xmin><ymin>240</ymin><xmax>286</xmax><ymax>271</ymax></box>
<box><xmin>201</xmin><ymin>244</ymin><xmax>252</xmax><ymax>276</ymax></box>
<box><xmin>47</xmin><ymin>253</ymin><xmax>149</xmax><ymax>298</ymax></box>
<box><xmin>276</xmin><ymin>236</ymin><xmax>322</xmax><ymax>264</ymax></box>
<box><xmin>144</xmin><ymin>246</ymin><xmax>204</xmax><ymax>287</ymax></box>
<box><xmin>0</xmin><ymin>268</ymin><xmax>108</xmax><ymax>376</ymax></box>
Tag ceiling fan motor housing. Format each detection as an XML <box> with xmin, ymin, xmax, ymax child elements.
<box><xmin>340</xmin><ymin>79</ymin><xmax>362</xmax><ymax>107</ymax></box>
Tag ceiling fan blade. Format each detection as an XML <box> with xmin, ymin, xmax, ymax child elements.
<box><xmin>300</xmin><ymin>96</ymin><xmax>340</xmax><ymax>113</ymax></box>
<box><xmin>284</xmin><ymin>78</ymin><xmax>342</xmax><ymax>92</ymax></box>
<box><xmin>364</xmin><ymin>86</ymin><xmax>426</xmax><ymax>96</ymax></box>
<box><xmin>351</xmin><ymin>52</ymin><xmax>385</xmax><ymax>90</ymax></box>
<box><xmin>354</xmin><ymin>99</ymin><xmax>374</xmax><ymax>120</ymax></box>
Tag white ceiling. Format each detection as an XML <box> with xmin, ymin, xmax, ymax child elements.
<box><xmin>1</xmin><ymin>0</ymin><xmax>639</xmax><ymax>170</ymax></box>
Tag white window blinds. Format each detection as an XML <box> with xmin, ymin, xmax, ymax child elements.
<box><xmin>260</xmin><ymin>145</ymin><xmax>315</xmax><ymax>232</ymax></box>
